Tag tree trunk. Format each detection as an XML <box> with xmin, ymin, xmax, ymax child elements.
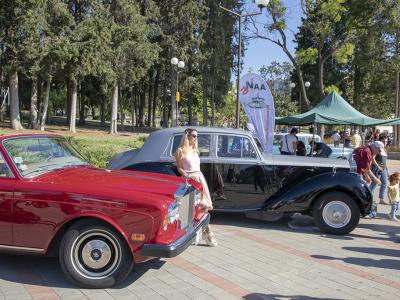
<box><xmin>395</xmin><ymin>71</ymin><xmax>400</xmax><ymax>146</ymax></box>
<box><xmin>188</xmin><ymin>89</ymin><xmax>192</xmax><ymax>125</ymax></box>
<box><xmin>317</xmin><ymin>48</ymin><xmax>325</xmax><ymax>100</ymax></box>
<box><xmin>119</xmin><ymin>88</ymin><xmax>124</xmax><ymax>132</ymax></box>
<box><xmin>187</xmin><ymin>60</ymin><xmax>193</xmax><ymax>125</ymax></box>
<box><xmin>69</xmin><ymin>79</ymin><xmax>77</xmax><ymax>133</ymax></box>
<box><xmin>40</xmin><ymin>78</ymin><xmax>51</xmax><ymax>131</ymax></box>
<box><xmin>211</xmin><ymin>80</ymin><xmax>215</xmax><ymax>126</ymax></box>
<box><xmin>162</xmin><ymin>83</ymin><xmax>168</xmax><ymax>128</ymax></box>
<box><xmin>171</xmin><ymin>66</ymin><xmax>177</xmax><ymax>127</ymax></box>
<box><xmin>66</xmin><ymin>79</ymin><xmax>72</xmax><ymax>124</ymax></box>
<box><xmin>110</xmin><ymin>85</ymin><xmax>118</xmax><ymax>135</ymax></box>
<box><xmin>0</xmin><ymin>66</ymin><xmax>4</xmax><ymax>122</ymax></box>
<box><xmin>202</xmin><ymin>71</ymin><xmax>208</xmax><ymax>126</ymax></box>
<box><xmin>79</xmin><ymin>82</ymin><xmax>85</xmax><ymax>125</ymax></box>
<box><xmin>131</xmin><ymin>87</ymin><xmax>136</xmax><ymax>129</ymax></box>
<box><xmin>152</xmin><ymin>71</ymin><xmax>159</xmax><ymax>128</ymax></box>
<box><xmin>29</xmin><ymin>76</ymin><xmax>38</xmax><ymax>129</ymax></box>
<box><xmin>139</xmin><ymin>83</ymin><xmax>146</xmax><ymax>126</ymax></box>
<box><xmin>147</xmin><ymin>72</ymin><xmax>153</xmax><ymax>127</ymax></box>
<box><xmin>8</xmin><ymin>68</ymin><xmax>23</xmax><ymax>130</ymax></box>
<box><xmin>100</xmin><ymin>94</ymin><xmax>105</xmax><ymax>127</ymax></box>
<box><xmin>353</xmin><ymin>64</ymin><xmax>362</xmax><ymax>111</ymax></box>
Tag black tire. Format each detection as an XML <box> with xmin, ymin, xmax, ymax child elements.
<box><xmin>313</xmin><ymin>191</ymin><xmax>360</xmax><ymax>235</ymax></box>
<box><xmin>59</xmin><ymin>220</ymin><xmax>134</xmax><ymax>288</ymax></box>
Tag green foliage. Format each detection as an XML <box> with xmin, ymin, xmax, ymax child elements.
<box><xmin>334</xmin><ymin>42</ymin><xmax>355</xmax><ymax>64</ymax></box>
<box><xmin>296</xmin><ymin>48</ymin><xmax>318</xmax><ymax>65</ymax></box>
<box><xmin>324</xmin><ymin>85</ymin><xmax>342</xmax><ymax>95</ymax></box>
<box><xmin>66</xmin><ymin>135</ymin><xmax>147</xmax><ymax>168</ymax></box>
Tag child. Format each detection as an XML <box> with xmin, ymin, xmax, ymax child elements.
<box><xmin>387</xmin><ymin>172</ymin><xmax>400</xmax><ymax>221</ymax></box>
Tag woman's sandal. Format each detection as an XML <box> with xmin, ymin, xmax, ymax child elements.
<box><xmin>203</xmin><ymin>232</ymin><xmax>218</xmax><ymax>247</ymax></box>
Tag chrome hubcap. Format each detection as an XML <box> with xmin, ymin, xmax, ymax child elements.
<box><xmin>71</xmin><ymin>231</ymin><xmax>121</xmax><ymax>279</ymax></box>
<box><xmin>322</xmin><ymin>201</ymin><xmax>351</xmax><ymax>228</ymax></box>
<box><xmin>81</xmin><ymin>239</ymin><xmax>112</xmax><ymax>269</ymax></box>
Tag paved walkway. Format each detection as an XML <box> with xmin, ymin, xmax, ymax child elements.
<box><xmin>0</xmin><ymin>162</ymin><xmax>399</xmax><ymax>300</ymax></box>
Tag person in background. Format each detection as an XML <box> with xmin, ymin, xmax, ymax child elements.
<box><xmin>175</xmin><ymin>128</ymin><xmax>217</xmax><ymax>247</ymax></box>
<box><xmin>352</xmin><ymin>129</ymin><xmax>362</xmax><ymax>148</ymax></box>
<box><xmin>280</xmin><ymin>128</ymin><xmax>298</xmax><ymax>155</ymax></box>
<box><xmin>387</xmin><ymin>172</ymin><xmax>400</xmax><ymax>222</ymax></box>
<box><xmin>372</xmin><ymin>128</ymin><xmax>381</xmax><ymax>141</ymax></box>
<box><xmin>331</xmin><ymin>131</ymin><xmax>341</xmax><ymax>147</ymax></box>
<box><xmin>309</xmin><ymin>125</ymin><xmax>315</xmax><ymax>134</ymax></box>
<box><xmin>309</xmin><ymin>141</ymin><xmax>332</xmax><ymax>158</ymax></box>
<box><xmin>353</xmin><ymin>142</ymin><xmax>382</xmax><ymax>189</ymax></box>
<box><xmin>360</xmin><ymin>129</ymin><xmax>367</xmax><ymax>145</ymax></box>
<box><xmin>344</xmin><ymin>129</ymin><xmax>352</xmax><ymax>147</ymax></box>
<box><xmin>369</xmin><ymin>134</ymin><xmax>389</xmax><ymax>211</ymax></box>
<box><xmin>296</xmin><ymin>141</ymin><xmax>307</xmax><ymax>156</ymax></box>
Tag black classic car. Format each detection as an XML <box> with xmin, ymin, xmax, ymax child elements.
<box><xmin>108</xmin><ymin>127</ymin><xmax>372</xmax><ymax>235</ymax></box>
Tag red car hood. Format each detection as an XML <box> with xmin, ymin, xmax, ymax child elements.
<box><xmin>33</xmin><ymin>166</ymin><xmax>186</xmax><ymax>199</ymax></box>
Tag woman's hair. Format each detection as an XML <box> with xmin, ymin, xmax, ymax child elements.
<box><xmin>177</xmin><ymin>128</ymin><xmax>198</xmax><ymax>157</ymax></box>
<box><xmin>389</xmin><ymin>172</ymin><xmax>400</xmax><ymax>184</ymax></box>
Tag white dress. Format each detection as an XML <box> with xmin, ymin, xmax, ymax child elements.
<box><xmin>180</xmin><ymin>149</ymin><xmax>213</xmax><ymax>210</ymax></box>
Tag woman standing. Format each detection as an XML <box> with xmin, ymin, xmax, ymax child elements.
<box><xmin>175</xmin><ymin>128</ymin><xmax>218</xmax><ymax>247</ymax></box>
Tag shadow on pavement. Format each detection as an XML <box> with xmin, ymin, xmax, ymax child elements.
<box><xmin>342</xmin><ymin>246</ymin><xmax>400</xmax><ymax>257</ymax></box>
<box><xmin>114</xmin><ymin>258</ymin><xmax>166</xmax><ymax>289</ymax></box>
<box><xmin>358</xmin><ymin>221</ymin><xmax>399</xmax><ymax>238</ymax></box>
<box><xmin>211</xmin><ymin>212</ymin><xmax>291</xmax><ymax>231</ymax></box>
<box><xmin>211</xmin><ymin>212</ymin><xmax>330</xmax><ymax>236</ymax></box>
<box><xmin>211</xmin><ymin>212</ymin><xmax>400</xmax><ymax>243</ymax></box>
<box><xmin>243</xmin><ymin>293</ymin><xmax>345</xmax><ymax>300</ymax></box>
<box><xmin>0</xmin><ymin>253</ymin><xmax>165</xmax><ymax>289</ymax></box>
<box><xmin>311</xmin><ymin>254</ymin><xmax>400</xmax><ymax>270</ymax></box>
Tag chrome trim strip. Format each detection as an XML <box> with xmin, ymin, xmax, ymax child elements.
<box><xmin>0</xmin><ymin>244</ymin><xmax>44</xmax><ymax>253</ymax></box>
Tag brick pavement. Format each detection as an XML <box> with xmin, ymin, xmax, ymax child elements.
<box><xmin>0</xmin><ymin>161</ymin><xmax>399</xmax><ymax>300</ymax></box>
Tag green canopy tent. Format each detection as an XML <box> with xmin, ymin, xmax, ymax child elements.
<box><xmin>276</xmin><ymin>91</ymin><xmax>400</xmax><ymax>126</ymax></box>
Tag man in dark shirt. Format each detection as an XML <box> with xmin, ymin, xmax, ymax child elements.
<box><xmin>309</xmin><ymin>141</ymin><xmax>333</xmax><ymax>158</ymax></box>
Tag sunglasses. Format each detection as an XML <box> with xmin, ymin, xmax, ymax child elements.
<box><xmin>189</xmin><ymin>134</ymin><xmax>198</xmax><ymax>138</ymax></box>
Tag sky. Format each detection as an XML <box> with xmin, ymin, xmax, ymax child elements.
<box><xmin>241</xmin><ymin>0</ymin><xmax>304</xmax><ymax>73</ymax></box>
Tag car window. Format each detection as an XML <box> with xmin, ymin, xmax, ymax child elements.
<box><xmin>3</xmin><ymin>137</ymin><xmax>89</xmax><ymax>178</ymax></box>
<box><xmin>171</xmin><ymin>134</ymin><xmax>211</xmax><ymax>157</ymax></box>
<box><xmin>217</xmin><ymin>135</ymin><xmax>257</xmax><ymax>159</ymax></box>
<box><xmin>0</xmin><ymin>152</ymin><xmax>13</xmax><ymax>178</ymax></box>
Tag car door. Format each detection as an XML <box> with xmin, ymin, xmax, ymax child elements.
<box><xmin>213</xmin><ymin>134</ymin><xmax>269</xmax><ymax>209</ymax></box>
<box><xmin>0</xmin><ymin>151</ymin><xmax>15</xmax><ymax>245</ymax></box>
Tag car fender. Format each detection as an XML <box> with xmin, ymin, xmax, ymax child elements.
<box><xmin>46</xmin><ymin>210</ymin><xmax>155</xmax><ymax>254</ymax></box>
<box><xmin>264</xmin><ymin>172</ymin><xmax>372</xmax><ymax>215</ymax></box>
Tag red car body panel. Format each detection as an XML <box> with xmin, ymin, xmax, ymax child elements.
<box><xmin>0</xmin><ymin>134</ymin><xmax>207</xmax><ymax>264</ymax></box>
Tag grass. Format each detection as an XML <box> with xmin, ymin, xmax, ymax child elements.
<box><xmin>0</xmin><ymin>124</ymin><xmax>148</xmax><ymax>168</ymax></box>
<box><xmin>66</xmin><ymin>135</ymin><xmax>146</xmax><ymax>168</ymax></box>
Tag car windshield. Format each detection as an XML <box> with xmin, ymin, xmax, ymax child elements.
<box><xmin>3</xmin><ymin>136</ymin><xmax>89</xmax><ymax>178</ymax></box>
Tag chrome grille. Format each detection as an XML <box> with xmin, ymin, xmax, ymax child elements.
<box><xmin>174</xmin><ymin>184</ymin><xmax>195</xmax><ymax>229</ymax></box>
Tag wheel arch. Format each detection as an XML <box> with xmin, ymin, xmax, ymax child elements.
<box><xmin>46</xmin><ymin>215</ymin><xmax>133</xmax><ymax>258</ymax></box>
<box><xmin>310</xmin><ymin>187</ymin><xmax>366</xmax><ymax>216</ymax></box>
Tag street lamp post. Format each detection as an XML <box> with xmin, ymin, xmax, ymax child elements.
<box><xmin>302</xmin><ymin>81</ymin><xmax>310</xmax><ymax>113</ymax></box>
<box><xmin>171</xmin><ymin>57</ymin><xmax>185</xmax><ymax>126</ymax></box>
<box><xmin>220</xmin><ymin>0</ymin><xmax>270</xmax><ymax>128</ymax></box>
<box><xmin>291</xmin><ymin>81</ymin><xmax>310</xmax><ymax>113</ymax></box>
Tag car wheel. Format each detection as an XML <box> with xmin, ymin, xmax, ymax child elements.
<box><xmin>59</xmin><ymin>220</ymin><xmax>133</xmax><ymax>288</ymax></box>
<box><xmin>313</xmin><ymin>192</ymin><xmax>360</xmax><ymax>235</ymax></box>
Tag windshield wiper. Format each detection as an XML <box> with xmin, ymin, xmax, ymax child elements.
<box><xmin>23</xmin><ymin>167</ymin><xmax>50</xmax><ymax>177</ymax></box>
<box><xmin>22</xmin><ymin>161</ymin><xmax>89</xmax><ymax>177</ymax></box>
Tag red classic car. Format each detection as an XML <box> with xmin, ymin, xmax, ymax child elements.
<box><xmin>0</xmin><ymin>134</ymin><xmax>209</xmax><ymax>288</ymax></box>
